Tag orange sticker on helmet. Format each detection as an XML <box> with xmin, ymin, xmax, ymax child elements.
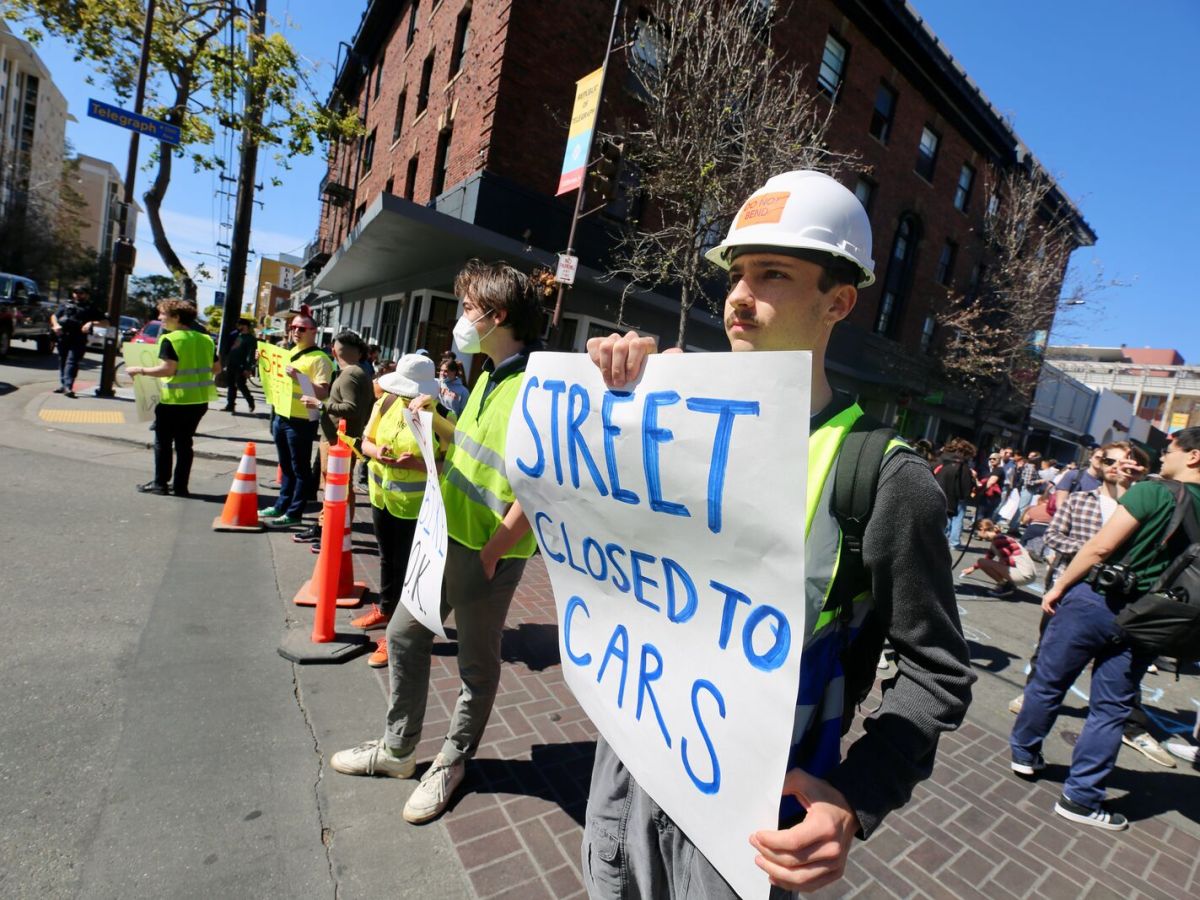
<box><xmin>735</xmin><ymin>192</ymin><xmax>790</xmax><ymax>229</ymax></box>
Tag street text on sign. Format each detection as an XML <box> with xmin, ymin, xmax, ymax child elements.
<box><xmin>556</xmin><ymin>254</ymin><xmax>579</xmax><ymax>286</ymax></box>
<box><xmin>87</xmin><ymin>98</ymin><xmax>181</xmax><ymax>146</ymax></box>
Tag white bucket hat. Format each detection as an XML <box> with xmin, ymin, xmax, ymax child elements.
<box><xmin>378</xmin><ymin>353</ymin><xmax>440</xmax><ymax>398</ymax></box>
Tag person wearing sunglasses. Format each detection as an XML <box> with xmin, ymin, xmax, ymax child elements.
<box><xmin>260</xmin><ymin>308</ymin><xmax>332</xmax><ymax>527</ymax></box>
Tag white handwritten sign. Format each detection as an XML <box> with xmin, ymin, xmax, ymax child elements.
<box><xmin>399</xmin><ymin>409</ymin><xmax>448</xmax><ymax>638</ymax></box>
<box><xmin>122</xmin><ymin>343</ymin><xmax>161</xmax><ymax>421</ymax></box>
<box><xmin>506</xmin><ymin>351</ymin><xmax>810</xmax><ymax>900</ymax></box>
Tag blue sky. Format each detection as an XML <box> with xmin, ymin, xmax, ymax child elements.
<box><xmin>20</xmin><ymin>1</ymin><xmax>1200</xmax><ymax>358</ymax></box>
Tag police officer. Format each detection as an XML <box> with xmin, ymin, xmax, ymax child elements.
<box><xmin>50</xmin><ymin>283</ymin><xmax>106</xmax><ymax>397</ymax></box>
<box><xmin>126</xmin><ymin>300</ymin><xmax>218</xmax><ymax>496</ymax></box>
<box><xmin>586</xmin><ymin>171</ymin><xmax>974</xmax><ymax>894</ymax></box>
<box><xmin>331</xmin><ymin>260</ymin><xmax>546</xmax><ymax>827</ymax></box>
<box><xmin>260</xmin><ymin>309</ymin><xmax>332</xmax><ymax>527</ymax></box>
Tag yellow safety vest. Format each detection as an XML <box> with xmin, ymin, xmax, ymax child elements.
<box><xmin>367</xmin><ymin>396</ymin><xmax>429</xmax><ymax>520</ymax></box>
<box><xmin>283</xmin><ymin>346</ymin><xmax>332</xmax><ymax>420</ymax></box>
<box><xmin>441</xmin><ymin>368</ymin><xmax>537</xmax><ymax>558</ymax></box>
<box><xmin>159</xmin><ymin>329</ymin><xmax>217</xmax><ymax>405</ymax></box>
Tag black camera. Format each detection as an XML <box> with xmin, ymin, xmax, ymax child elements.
<box><xmin>1088</xmin><ymin>563</ymin><xmax>1138</xmax><ymax>595</ymax></box>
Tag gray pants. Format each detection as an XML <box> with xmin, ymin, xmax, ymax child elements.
<box><xmin>582</xmin><ymin>737</ymin><xmax>794</xmax><ymax>899</ymax></box>
<box><xmin>383</xmin><ymin>540</ymin><xmax>526</xmax><ymax>765</ymax></box>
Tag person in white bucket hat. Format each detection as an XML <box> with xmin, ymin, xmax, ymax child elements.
<box><xmin>347</xmin><ymin>353</ymin><xmax>446</xmax><ymax>667</ymax></box>
<box><xmin>584</xmin><ymin>171</ymin><xmax>973</xmax><ymax>895</ymax></box>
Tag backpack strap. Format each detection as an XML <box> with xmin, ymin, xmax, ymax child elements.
<box><xmin>1158</xmin><ymin>479</ymin><xmax>1200</xmax><ymax>548</ymax></box>
<box><xmin>831</xmin><ymin>416</ymin><xmax>895</xmax><ymax>628</ymax></box>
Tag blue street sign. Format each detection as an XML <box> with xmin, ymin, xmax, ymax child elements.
<box><xmin>86</xmin><ymin>98</ymin><xmax>181</xmax><ymax>146</ymax></box>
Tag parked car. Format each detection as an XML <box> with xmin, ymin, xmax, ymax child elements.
<box><xmin>0</xmin><ymin>273</ymin><xmax>56</xmax><ymax>358</ymax></box>
<box><xmin>131</xmin><ymin>320</ymin><xmax>163</xmax><ymax>345</ymax></box>
<box><xmin>87</xmin><ymin>315</ymin><xmax>142</xmax><ymax>352</ymax></box>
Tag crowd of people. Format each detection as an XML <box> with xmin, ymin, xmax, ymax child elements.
<box><xmin>108</xmin><ymin>169</ymin><xmax>1200</xmax><ymax>895</ymax></box>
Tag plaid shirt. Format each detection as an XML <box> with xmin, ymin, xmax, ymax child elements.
<box><xmin>1015</xmin><ymin>462</ymin><xmax>1040</xmax><ymax>493</ymax></box>
<box><xmin>1043</xmin><ymin>488</ymin><xmax>1105</xmax><ymax>580</ymax></box>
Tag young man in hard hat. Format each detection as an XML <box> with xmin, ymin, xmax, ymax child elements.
<box><xmin>586</xmin><ymin>170</ymin><xmax>974</xmax><ymax>895</ymax></box>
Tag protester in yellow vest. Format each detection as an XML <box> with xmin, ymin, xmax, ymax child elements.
<box><xmin>332</xmin><ymin>260</ymin><xmax>552</xmax><ymax>827</ymax></box>
<box><xmin>584</xmin><ymin>172</ymin><xmax>973</xmax><ymax>895</ymax></box>
<box><xmin>127</xmin><ymin>299</ymin><xmax>218</xmax><ymax>497</ymax></box>
<box><xmin>348</xmin><ymin>353</ymin><xmax>442</xmax><ymax>668</ymax></box>
<box><xmin>260</xmin><ymin>309</ymin><xmax>332</xmax><ymax>527</ymax></box>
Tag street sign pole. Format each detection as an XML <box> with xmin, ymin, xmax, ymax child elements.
<box><xmin>549</xmin><ymin>0</ymin><xmax>623</xmax><ymax>343</ymax></box>
<box><xmin>97</xmin><ymin>0</ymin><xmax>157</xmax><ymax>398</ymax></box>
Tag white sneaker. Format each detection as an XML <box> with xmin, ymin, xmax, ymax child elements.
<box><xmin>330</xmin><ymin>740</ymin><xmax>416</xmax><ymax>778</ymax></box>
<box><xmin>1122</xmin><ymin>731</ymin><xmax>1176</xmax><ymax>768</ymax></box>
<box><xmin>403</xmin><ymin>754</ymin><xmax>466</xmax><ymax>824</ymax></box>
<box><xmin>1008</xmin><ymin>694</ymin><xmax>1024</xmax><ymax>715</ymax></box>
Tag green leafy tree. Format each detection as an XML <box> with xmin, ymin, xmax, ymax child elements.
<box><xmin>202</xmin><ymin>302</ymin><xmax>222</xmax><ymax>334</ymax></box>
<box><xmin>128</xmin><ymin>273</ymin><xmax>178</xmax><ymax>319</ymax></box>
<box><xmin>0</xmin><ymin>155</ymin><xmax>95</xmax><ymax>294</ymax></box>
<box><xmin>4</xmin><ymin>0</ymin><xmax>361</xmax><ymax>300</ymax></box>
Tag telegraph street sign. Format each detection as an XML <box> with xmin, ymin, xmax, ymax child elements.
<box><xmin>87</xmin><ymin>98</ymin><xmax>181</xmax><ymax>146</ymax></box>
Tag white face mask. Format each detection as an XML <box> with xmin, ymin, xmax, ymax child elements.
<box><xmin>452</xmin><ymin>310</ymin><xmax>496</xmax><ymax>354</ymax></box>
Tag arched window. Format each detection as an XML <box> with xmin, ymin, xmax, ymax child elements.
<box><xmin>875</xmin><ymin>214</ymin><xmax>920</xmax><ymax>336</ymax></box>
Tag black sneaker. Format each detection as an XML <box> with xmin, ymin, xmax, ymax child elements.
<box><xmin>172</xmin><ymin>486</ymin><xmax>191</xmax><ymax>498</ymax></box>
<box><xmin>53</xmin><ymin>387</ymin><xmax>66</xmax><ymax>394</ymax></box>
<box><xmin>137</xmin><ymin>481</ymin><xmax>169</xmax><ymax>495</ymax></box>
<box><xmin>66</xmin><ymin>391</ymin><xmax>76</xmax><ymax>398</ymax></box>
<box><xmin>989</xmin><ymin>583</ymin><xmax>1015</xmax><ymax>598</ymax></box>
<box><xmin>293</xmin><ymin>525</ymin><xmax>321</xmax><ymax>543</ymax></box>
<box><xmin>1053</xmin><ymin>794</ymin><xmax>1128</xmax><ymax>831</ymax></box>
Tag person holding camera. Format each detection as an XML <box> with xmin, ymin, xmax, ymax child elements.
<box><xmin>1009</xmin><ymin>427</ymin><xmax>1200</xmax><ymax>831</ymax></box>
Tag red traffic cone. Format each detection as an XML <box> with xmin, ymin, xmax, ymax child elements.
<box><xmin>213</xmin><ymin>443</ymin><xmax>266</xmax><ymax>532</ymax></box>
<box><xmin>293</xmin><ymin>440</ymin><xmax>365</xmax><ymax>607</ymax></box>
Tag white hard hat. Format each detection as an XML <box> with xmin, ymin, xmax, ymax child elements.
<box><xmin>378</xmin><ymin>354</ymin><xmax>439</xmax><ymax>398</ymax></box>
<box><xmin>704</xmin><ymin>170</ymin><xmax>875</xmax><ymax>287</ymax></box>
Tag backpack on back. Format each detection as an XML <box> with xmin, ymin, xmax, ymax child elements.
<box><xmin>829</xmin><ymin>417</ymin><xmax>897</xmax><ymax>733</ymax></box>
<box><xmin>1114</xmin><ymin>480</ymin><xmax>1200</xmax><ymax>661</ymax></box>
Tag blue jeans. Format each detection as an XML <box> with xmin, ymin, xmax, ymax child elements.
<box><xmin>58</xmin><ymin>336</ymin><xmax>86</xmax><ymax>390</ymax></box>
<box><xmin>945</xmin><ymin>500</ymin><xmax>968</xmax><ymax>547</ymax></box>
<box><xmin>272</xmin><ymin>416</ymin><xmax>319</xmax><ymax>518</ymax></box>
<box><xmin>1010</xmin><ymin>583</ymin><xmax>1151</xmax><ymax>809</ymax></box>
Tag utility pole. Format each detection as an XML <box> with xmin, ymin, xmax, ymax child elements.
<box><xmin>96</xmin><ymin>0</ymin><xmax>156</xmax><ymax>397</ymax></box>
<box><xmin>219</xmin><ymin>0</ymin><xmax>267</xmax><ymax>358</ymax></box>
<box><xmin>549</xmin><ymin>0</ymin><xmax>622</xmax><ymax>344</ymax></box>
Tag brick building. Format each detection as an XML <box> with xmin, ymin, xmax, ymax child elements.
<box><xmin>301</xmin><ymin>0</ymin><xmax>1093</xmax><ymax>441</ymax></box>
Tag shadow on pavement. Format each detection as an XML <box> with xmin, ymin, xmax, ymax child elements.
<box><xmin>453</xmin><ymin>741</ymin><xmax>596</xmax><ymax>825</ymax></box>
<box><xmin>967</xmin><ymin>640</ymin><xmax>1020</xmax><ymax>674</ymax></box>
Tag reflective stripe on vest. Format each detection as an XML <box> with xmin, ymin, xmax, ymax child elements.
<box><xmin>160</xmin><ymin>330</ymin><xmax>216</xmax><ymax>404</ymax></box>
<box><xmin>787</xmin><ymin>404</ymin><xmax>911</xmax><ymax>785</ymax></box>
<box><xmin>284</xmin><ymin>347</ymin><xmax>331</xmax><ymax>419</ymax></box>
<box><xmin>441</xmin><ymin>368</ymin><xmax>537</xmax><ymax>558</ymax></box>
<box><xmin>366</xmin><ymin>396</ymin><xmax>427</xmax><ymax>519</ymax></box>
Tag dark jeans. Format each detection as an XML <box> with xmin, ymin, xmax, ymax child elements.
<box><xmin>58</xmin><ymin>336</ymin><xmax>86</xmax><ymax>390</ymax></box>
<box><xmin>272</xmin><ymin>415</ymin><xmax>319</xmax><ymax>518</ymax></box>
<box><xmin>1011</xmin><ymin>583</ymin><xmax>1153</xmax><ymax>809</ymax></box>
<box><xmin>153</xmin><ymin>402</ymin><xmax>208</xmax><ymax>491</ymax></box>
<box><xmin>225</xmin><ymin>369</ymin><xmax>254</xmax><ymax>410</ymax></box>
<box><xmin>371</xmin><ymin>505</ymin><xmax>417</xmax><ymax>616</ymax></box>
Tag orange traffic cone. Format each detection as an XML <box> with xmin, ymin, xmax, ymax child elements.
<box><xmin>293</xmin><ymin>445</ymin><xmax>366</xmax><ymax>607</ymax></box>
<box><xmin>213</xmin><ymin>443</ymin><xmax>266</xmax><ymax>532</ymax></box>
<box><xmin>277</xmin><ymin>437</ymin><xmax>369</xmax><ymax>664</ymax></box>
<box><xmin>263</xmin><ymin>463</ymin><xmax>282</xmax><ymax>490</ymax></box>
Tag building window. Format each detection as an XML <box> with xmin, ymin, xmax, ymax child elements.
<box><xmin>417</xmin><ymin>52</ymin><xmax>435</xmax><ymax>115</ymax></box>
<box><xmin>392</xmin><ymin>89</ymin><xmax>407</xmax><ymax>143</ymax></box>
<box><xmin>360</xmin><ymin>129</ymin><xmax>376</xmax><ymax>176</ymax></box>
<box><xmin>954</xmin><ymin>163</ymin><xmax>974</xmax><ymax>212</ymax></box>
<box><xmin>920</xmin><ymin>315</ymin><xmax>936</xmax><ymax>353</ymax></box>
<box><xmin>405</xmin><ymin>155</ymin><xmax>419</xmax><ymax>200</ymax></box>
<box><xmin>854</xmin><ymin>177</ymin><xmax>875</xmax><ymax>213</ymax></box>
<box><xmin>406</xmin><ymin>0</ymin><xmax>419</xmax><ymax>49</ymax></box>
<box><xmin>354</xmin><ymin>202</ymin><xmax>366</xmax><ymax>224</ymax></box>
<box><xmin>451</xmin><ymin>6</ymin><xmax>471</xmax><ymax>76</ymax></box>
<box><xmin>935</xmin><ymin>240</ymin><xmax>957</xmax><ymax>286</ymax></box>
<box><xmin>631</xmin><ymin>11</ymin><xmax>663</xmax><ymax>75</ymax></box>
<box><xmin>868</xmin><ymin>82</ymin><xmax>896</xmax><ymax>144</ymax></box>
<box><xmin>385</xmin><ymin>176</ymin><xmax>394</xmax><ymax>195</ymax></box>
<box><xmin>431</xmin><ymin>126</ymin><xmax>452</xmax><ymax>196</ymax></box>
<box><xmin>373</xmin><ymin>51</ymin><xmax>384</xmax><ymax>99</ymax></box>
<box><xmin>875</xmin><ymin>215</ymin><xmax>919</xmax><ymax>336</ymax></box>
<box><xmin>987</xmin><ymin>192</ymin><xmax>1000</xmax><ymax>219</ymax></box>
<box><xmin>817</xmin><ymin>32</ymin><xmax>848</xmax><ymax>97</ymax></box>
<box><xmin>915</xmin><ymin>127</ymin><xmax>939</xmax><ymax>181</ymax></box>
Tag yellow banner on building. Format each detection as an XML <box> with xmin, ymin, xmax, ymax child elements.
<box><xmin>257</xmin><ymin>341</ymin><xmax>293</xmax><ymax>412</ymax></box>
<box><xmin>1170</xmin><ymin>411</ymin><xmax>1190</xmax><ymax>433</ymax></box>
<box><xmin>556</xmin><ymin>67</ymin><xmax>604</xmax><ymax>195</ymax></box>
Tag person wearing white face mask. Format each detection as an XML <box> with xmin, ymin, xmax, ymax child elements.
<box><xmin>331</xmin><ymin>259</ymin><xmax>549</xmax><ymax>827</ymax></box>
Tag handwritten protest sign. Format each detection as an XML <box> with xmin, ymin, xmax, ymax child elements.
<box><xmin>399</xmin><ymin>409</ymin><xmax>448</xmax><ymax>637</ymax></box>
<box><xmin>507</xmin><ymin>351</ymin><xmax>810</xmax><ymax>900</ymax></box>
<box><xmin>122</xmin><ymin>343</ymin><xmax>161</xmax><ymax>421</ymax></box>
<box><xmin>256</xmin><ymin>341</ymin><xmax>293</xmax><ymax>412</ymax></box>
